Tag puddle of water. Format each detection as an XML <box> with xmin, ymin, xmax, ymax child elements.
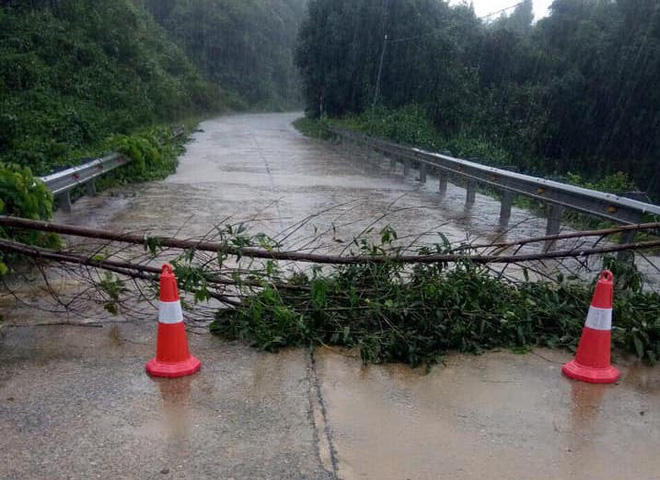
<box><xmin>315</xmin><ymin>348</ymin><xmax>660</xmax><ymax>480</ymax></box>
<box><xmin>154</xmin><ymin>375</ymin><xmax>193</xmax><ymax>442</ymax></box>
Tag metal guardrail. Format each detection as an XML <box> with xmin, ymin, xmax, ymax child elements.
<box><xmin>39</xmin><ymin>126</ymin><xmax>185</xmax><ymax>213</ymax></box>
<box><xmin>40</xmin><ymin>153</ymin><xmax>130</xmax><ymax>212</ymax></box>
<box><xmin>330</xmin><ymin>127</ymin><xmax>660</xmax><ymax>249</ymax></box>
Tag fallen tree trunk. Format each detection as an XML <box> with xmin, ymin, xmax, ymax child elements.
<box><xmin>0</xmin><ymin>216</ymin><xmax>659</xmax><ymax>265</ymax></box>
<box><xmin>0</xmin><ymin>238</ymin><xmax>242</xmax><ymax>306</ymax></box>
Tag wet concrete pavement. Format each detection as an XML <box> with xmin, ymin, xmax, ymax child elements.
<box><xmin>2</xmin><ymin>323</ymin><xmax>659</xmax><ymax>480</ymax></box>
<box><xmin>1</xmin><ymin>113</ymin><xmax>659</xmax><ymax>479</ymax></box>
<box><xmin>316</xmin><ymin>349</ymin><xmax>660</xmax><ymax>480</ymax></box>
<box><xmin>0</xmin><ymin>324</ymin><xmax>331</xmax><ymax>480</ymax></box>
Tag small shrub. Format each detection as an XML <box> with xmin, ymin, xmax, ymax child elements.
<box><xmin>0</xmin><ymin>163</ymin><xmax>60</xmax><ymax>271</ymax></box>
<box><xmin>293</xmin><ymin>117</ymin><xmax>332</xmax><ymax>140</ymax></box>
<box><xmin>98</xmin><ymin>126</ymin><xmax>184</xmax><ymax>187</ymax></box>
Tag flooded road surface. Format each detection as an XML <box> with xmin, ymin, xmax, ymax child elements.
<box><xmin>1</xmin><ymin>113</ymin><xmax>659</xmax><ymax>479</ymax></box>
<box><xmin>68</xmin><ymin>112</ymin><xmax>549</xmax><ymax>248</ymax></box>
<box><xmin>65</xmin><ymin>111</ymin><xmax>659</xmax><ymax>285</ymax></box>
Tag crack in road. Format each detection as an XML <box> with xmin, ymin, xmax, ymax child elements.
<box><xmin>307</xmin><ymin>349</ymin><xmax>340</xmax><ymax>479</ymax></box>
<box><xmin>248</xmin><ymin>128</ymin><xmax>286</xmax><ymax>232</ymax></box>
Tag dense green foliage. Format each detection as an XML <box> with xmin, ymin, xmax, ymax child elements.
<box><xmin>210</xmin><ymin>227</ymin><xmax>660</xmax><ymax>367</ymax></box>
<box><xmin>102</xmin><ymin>126</ymin><xmax>185</xmax><ymax>184</ymax></box>
<box><xmin>332</xmin><ymin>105</ymin><xmax>512</xmax><ymax>166</ymax></box>
<box><xmin>0</xmin><ymin>162</ymin><xmax>59</xmax><ymax>272</ymax></box>
<box><xmin>143</xmin><ymin>0</ymin><xmax>306</xmax><ymax>110</ymax></box>
<box><xmin>296</xmin><ymin>0</ymin><xmax>660</xmax><ymax>200</ymax></box>
<box><xmin>292</xmin><ymin>117</ymin><xmax>333</xmax><ymax>140</ymax></box>
<box><xmin>0</xmin><ymin>163</ymin><xmax>58</xmax><ymax>250</ymax></box>
<box><xmin>0</xmin><ymin>0</ymin><xmax>221</xmax><ymax>175</ymax></box>
<box><xmin>1</xmin><ymin>0</ymin><xmax>306</xmax><ymax>177</ymax></box>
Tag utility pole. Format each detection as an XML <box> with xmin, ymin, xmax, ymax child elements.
<box><xmin>372</xmin><ymin>34</ymin><xmax>388</xmax><ymax>108</ymax></box>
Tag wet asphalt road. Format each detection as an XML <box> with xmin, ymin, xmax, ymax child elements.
<box><xmin>1</xmin><ymin>113</ymin><xmax>659</xmax><ymax>479</ymax></box>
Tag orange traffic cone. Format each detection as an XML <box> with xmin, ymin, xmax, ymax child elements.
<box><xmin>562</xmin><ymin>270</ymin><xmax>620</xmax><ymax>384</ymax></box>
<box><xmin>146</xmin><ymin>264</ymin><xmax>201</xmax><ymax>378</ymax></box>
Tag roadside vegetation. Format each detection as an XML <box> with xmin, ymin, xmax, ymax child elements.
<box><xmin>0</xmin><ymin>0</ymin><xmax>305</xmax><ymax>247</ymax></box>
<box><xmin>292</xmin><ymin>118</ymin><xmax>333</xmax><ymax>140</ymax></box>
<box><xmin>143</xmin><ymin>0</ymin><xmax>305</xmax><ymax>111</ymax></box>
<box><xmin>0</xmin><ymin>1</ymin><xmax>220</xmax><ymax>176</ymax></box>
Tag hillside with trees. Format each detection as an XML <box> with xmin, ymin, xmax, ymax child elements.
<box><xmin>0</xmin><ymin>0</ymin><xmax>305</xmax><ymax>176</ymax></box>
<box><xmin>0</xmin><ymin>0</ymin><xmax>215</xmax><ymax>175</ymax></box>
<box><xmin>296</xmin><ymin>0</ymin><xmax>660</xmax><ymax>200</ymax></box>
<box><xmin>143</xmin><ymin>0</ymin><xmax>306</xmax><ymax>110</ymax></box>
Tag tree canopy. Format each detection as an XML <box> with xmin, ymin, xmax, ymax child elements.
<box><xmin>296</xmin><ymin>0</ymin><xmax>660</xmax><ymax>200</ymax></box>
<box><xmin>143</xmin><ymin>0</ymin><xmax>305</xmax><ymax>109</ymax></box>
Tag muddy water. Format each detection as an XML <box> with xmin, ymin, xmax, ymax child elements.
<box><xmin>61</xmin><ymin>112</ymin><xmax>658</xmax><ymax>288</ymax></box>
<box><xmin>67</xmin><ymin>113</ymin><xmax>545</xmax><ymax>247</ymax></box>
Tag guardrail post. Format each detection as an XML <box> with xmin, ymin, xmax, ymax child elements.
<box><xmin>438</xmin><ymin>172</ymin><xmax>448</xmax><ymax>197</ymax></box>
<box><xmin>86</xmin><ymin>180</ymin><xmax>97</xmax><ymax>197</ymax></box>
<box><xmin>617</xmin><ymin>213</ymin><xmax>643</xmax><ymax>262</ymax></box>
<box><xmin>58</xmin><ymin>192</ymin><xmax>72</xmax><ymax>213</ymax></box>
<box><xmin>466</xmin><ymin>180</ymin><xmax>476</xmax><ymax>207</ymax></box>
<box><xmin>617</xmin><ymin>230</ymin><xmax>637</xmax><ymax>262</ymax></box>
<box><xmin>403</xmin><ymin>158</ymin><xmax>411</xmax><ymax>176</ymax></box>
<box><xmin>499</xmin><ymin>190</ymin><xmax>514</xmax><ymax>229</ymax></box>
<box><xmin>418</xmin><ymin>163</ymin><xmax>427</xmax><ymax>183</ymax></box>
<box><xmin>544</xmin><ymin>204</ymin><xmax>564</xmax><ymax>251</ymax></box>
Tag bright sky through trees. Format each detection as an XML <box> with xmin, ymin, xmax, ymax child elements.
<box><xmin>451</xmin><ymin>0</ymin><xmax>552</xmax><ymax>20</ymax></box>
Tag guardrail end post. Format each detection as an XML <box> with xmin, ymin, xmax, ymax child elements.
<box><xmin>617</xmin><ymin>214</ymin><xmax>643</xmax><ymax>262</ymax></box>
<box><xmin>58</xmin><ymin>192</ymin><xmax>72</xmax><ymax>213</ymax></box>
<box><xmin>438</xmin><ymin>173</ymin><xmax>448</xmax><ymax>197</ymax></box>
<box><xmin>86</xmin><ymin>180</ymin><xmax>97</xmax><ymax>197</ymax></box>
<box><xmin>544</xmin><ymin>205</ymin><xmax>564</xmax><ymax>251</ymax></box>
<box><xmin>465</xmin><ymin>180</ymin><xmax>476</xmax><ymax>208</ymax></box>
<box><xmin>403</xmin><ymin>158</ymin><xmax>411</xmax><ymax>176</ymax></box>
<box><xmin>617</xmin><ymin>230</ymin><xmax>637</xmax><ymax>262</ymax></box>
<box><xmin>499</xmin><ymin>190</ymin><xmax>514</xmax><ymax>229</ymax></box>
<box><xmin>418</xmin><ymin>163</ymin><xmax>427</xmax><ymax>183</ymax></box>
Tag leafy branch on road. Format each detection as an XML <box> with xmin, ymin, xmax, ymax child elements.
<box><xmin>211</xmin><ymin>225</ymin><xmax>660</xmax><ymax>367</ymax></box>
<box><xmin>1</xmin><ymin>216</ymin><xmax>659</xmax><ymax>367</ymax></box>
